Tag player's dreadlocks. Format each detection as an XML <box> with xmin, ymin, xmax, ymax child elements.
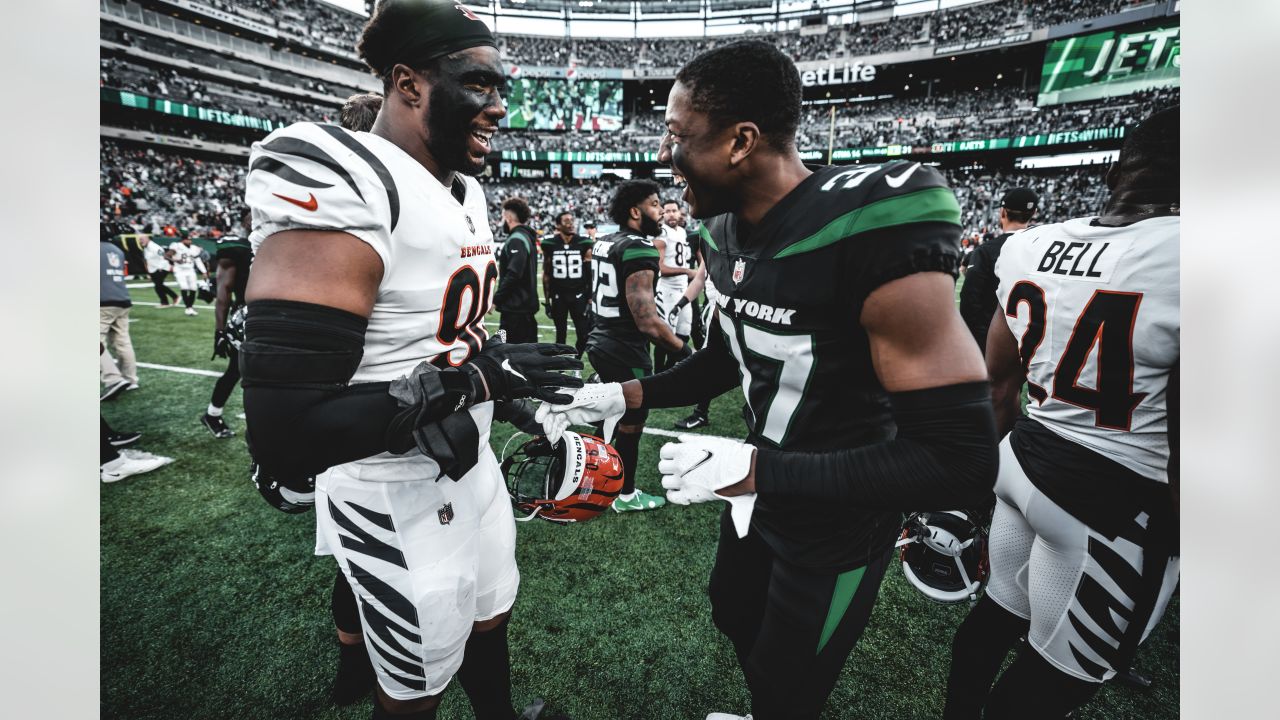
<box><xmin>609</xmin><ymin>180</ymin><xmax>662</xmax><ymax>227</ymax></box>
<box><xmin>676</xmin><ymin>39</ymin><xmax>802</xmax><ymax>151</ymax></box>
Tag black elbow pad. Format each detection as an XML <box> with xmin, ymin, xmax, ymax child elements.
<box><xmin>240</xmin><ymin>300</ymin><xmax>367</xmax><ymax>388</ymax></box>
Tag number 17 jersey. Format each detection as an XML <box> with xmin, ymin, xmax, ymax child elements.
<box><xmin>995</xmin><ymin>215</ymin><xmax>1179</xmax><ymax>481</ymax></box>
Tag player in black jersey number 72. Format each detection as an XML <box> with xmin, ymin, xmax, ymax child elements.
<box><xmin>538</xmin><ymin>40</ymin><xmax>998</xmax><ymax>720</ymax></box>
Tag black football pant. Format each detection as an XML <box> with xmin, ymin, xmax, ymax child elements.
<box><xmin>548</xmin><ymin>291</ymin><xmax>591</xmax><ymax>356</ymax></box>
<box><xmin>587</xmin><ymin>351</ymin><xmax>649</xmax><ymax>495</ymax></box>
<box><xmin>498</xmin><ymin>312</ymin><xmax>538</xmax><ymax>344</ymax></box>
<box><xmin>100</xmin><ymin>416</ymin><xmax>119</xmax><ymax>465</ymax></box>
<box><xmin>943</xmin><ymin>595</ymin><xmax>1102</xmax><ymax>719</ymax></box>
<box><xmin>708</xmin><ymin>508</ymin><xmax>891</xmax><ymax>720</ymax></box>
<box><xmin>151</xmin><ymin>270</ymin><xmax>178</xmax><ymax>305</ymax></box>
<box><xmin>210</xmin><ymin>347</ymin><xmax>240</xmax><ymax>410</ymax></box>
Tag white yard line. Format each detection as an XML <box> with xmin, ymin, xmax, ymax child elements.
<box><xmin>134</xmin><ymin>361</ymin><xmax>734</xmax><ymax>441</ymax></box>
<box><xmin>136</xmin><ymin>362</ymin><xmax>223</xmax><ymax>378</ymax></box>
<box><xmin>132</xmin><ymin>301</ymin><xmax>558</xmax><ymax>330</ymax></box>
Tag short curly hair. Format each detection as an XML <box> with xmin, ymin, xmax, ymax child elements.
<box><xmin>676</xmin><ymin>40</ymin><xmax>802</xmax><ymax>151</ymax></box>
<box><xmin>609</xmin><ymin>180</ymin><xmax>661</xmax><ymax>228</ymax></box>
<box><xmin>339</xmin><ymin>93</ymin><xmax>383</xmax><ymax>132</ymax></box>
<box><xmin>502</xmin><ymin>197</ymin><xmax>531</xmax><ymax>224</ymax></box>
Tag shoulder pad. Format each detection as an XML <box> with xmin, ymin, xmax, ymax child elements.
<box><xmin>246</xmin><ymin>122</ymin><xmax>399</xmax><ymax>244</ymax></box>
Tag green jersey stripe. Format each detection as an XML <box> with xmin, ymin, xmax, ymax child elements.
<box><xmin>621</xmin><ymin>247</ymin><xmax>660</xmax><ymax>262</ymax></box>
<box><xmin>698</xmin><ymin>224</ymin><xmax>719</xmax><ymax>252</ymax></box>
<box><xmin>774</xmin><ymin>186</ymin><xmax>961</xmax><ymax>260</ymax></box>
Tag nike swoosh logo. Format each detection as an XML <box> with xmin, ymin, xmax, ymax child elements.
<box><xmin>884</xmin><ymin>163</ymin><xmax>921</xmax><ymax>188</ymax></box>
<box><xmin>273</xmin><ymin>192</ymin><xmax>318</xmax><ymax>211</ymax></box>
<box><xmin>501</xmin><ymin>359</ymin><xmax>527</xmax><ymax>381</ymax></box>
<box><xmin>685</xmin><ymin>450</ymin><xmax>714</xmax><ymax>475</ymax></box>
<box><xmin>641</xmin><ymin>239</ymin><xmax>655</xmax><ymax>246</ymax></box>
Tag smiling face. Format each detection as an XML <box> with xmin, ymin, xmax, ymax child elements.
<box><xmin>658</xmin><ymin>81</ymin><xmax>737</xmax><ymax>219</ymax></box>
<box><xmin>556</xmin><ymin>212</ymin><xmax>576</xmax><ymax>235</ymax></box>
<box><xmin>420</xmin><ymin>46</ymin><xmax>506</xmax><ymax>176</ymax></box>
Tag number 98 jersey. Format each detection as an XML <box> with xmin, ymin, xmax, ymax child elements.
<box><xmin>995</xmin><ymin>216</ymin><xmax>1179</xmax><ymax>482</ymax></box>
<box><xmin>246</xmin><ymin>122</ymin><xmax>499</xmax><ymax>383</ymax></box>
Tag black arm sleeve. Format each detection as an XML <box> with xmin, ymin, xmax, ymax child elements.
<box><xmin>753</xmin><ymin>381</ymin><xmax>998</xmax><ymax>511</ymax></box>
<box><xmin>638</xmin><ymin>315</ymin><xmax>740</xmax><ymax>408</ymax></box>
<box><xmin>241</xmin><ymin>300</ymin><xmax>478</xmax><ymax>478</ymax></box>
<box><xmin>958</xmin><ymin>247</ymin><xmax>995</xmax><ymax>348</ymax></box>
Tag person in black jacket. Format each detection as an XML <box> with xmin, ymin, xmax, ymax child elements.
<box><xmin>495</xmin><ymin>196</ymin><xmax>540</xmax><ymax>343</ymax></box>
<box><xmin>958</xmin><ymin>187</ymin><xmax>1037</xmax><ymax>354</ymax></box>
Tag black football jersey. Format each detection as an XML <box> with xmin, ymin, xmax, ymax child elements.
<box><xmin>541</xmin><ymin>233</ymin><xmax>594</xmax><ymax>296</ymax></box>
<box><xmin>214</xmin><ymin>233</ymin><xmax>253</xmax><ymax>305</ymax></box>
<box><xmin>586</xmin><ymin>230</ymin><xmax>660</xmax><ymax>369</ymax></box>
<box><xmin>701</xmin><ymin>160</ymin><xmax>963</xmax><ymax>571</ymax></box>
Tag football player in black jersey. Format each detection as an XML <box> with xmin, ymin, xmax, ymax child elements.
<box><xmin>585</xmin><ymin>180</ymin><xmax>692</xmax><ymax>512</ymax></box>
<box><xmin>201</xmin><ymin>207</ymin><xmax>253</xmax><ymax>438</ymax></box>
<box><xmin>957</xmin><ymin>187</ymin><xmax>1037</xmax><ymax>353</ymax></box>
<box><xmin>539</xmin><ymin>41</ymin><xmax>997</xmax><ymax>720</ymax></box>
<box><xmin>495</xmin><ymin>197</ymin><xmax>540</xmax><ymax>343</ymax></box>
<box><xmin>541</xmin><ymin>211</ymin><xmax>594</xmax><ymax>356</ymax></box>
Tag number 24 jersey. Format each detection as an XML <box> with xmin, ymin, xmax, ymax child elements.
<box><xmin>995</xmin><ymin>216</ymin><xmax>1179</xmax><ymax>482</ymax></box>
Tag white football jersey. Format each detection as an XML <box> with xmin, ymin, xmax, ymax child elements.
<box><xmin>144</xmin><ymin>240</ymin><xmax>171</xmax><ymax>272</ymax></box>
<box><xmin>995</xmin><ymin>215</ymin><xmax>1179</xmax><ymax>481</ymax></box>
<box><xmin>657</xmin><ymin>223</ymin><xmax>692</xmax><ymax>295</ymax></box>
<box><xmin>246</xmin><ymin>121</ymin><xmax>498</xmax><ymax>475</ymax></box>
<box><xmin>167</xmin><ymin>242</ymin><xmax>204</xmax><ymax>273</ymax></box>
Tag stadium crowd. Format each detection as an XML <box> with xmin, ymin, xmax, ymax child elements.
<box><xmin>166</xmin><ymin>0</ymin><xmax>1143</xmax><ymax>68</ymax></box>
<box><xmin>100</xmin><ymin>57</ymin><xmax>341</xmax><ymax>129</ymax></box>
<box><xmin>497</xmin><ymin>85</ymin><xmax>1179</xmax><ymax>155</ymax></box>
<box><xmin>101</xmin><ymin>140</ymin><xmax>246</xmax><ymax>236</ymax></box>
<box><xmin>100</xmin><ymin>130</ymin><xmax>1112</xmax><ymax>245</ymax></box>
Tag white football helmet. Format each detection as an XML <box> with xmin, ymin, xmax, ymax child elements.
<box><xmin>896</xmin><ymin>510</ymin><xmax>989</xmax><ymax>604</ymax></box>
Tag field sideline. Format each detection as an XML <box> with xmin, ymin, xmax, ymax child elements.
<box><xmin>100</xmin><ymin>281</ymin><xmax>1178</xmax><ymax>720</ymax></box>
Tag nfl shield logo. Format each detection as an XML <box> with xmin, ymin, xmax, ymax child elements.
<box><xmin>732</xmin><ymin>258</ymin><xmax>747</xmax><ymax>285</ymax></box>
<box><xmin>438</xmin><ymin>503</ymin><xmax>454</xmax><ymax>525</ymax></box>
<box><xmin>465</xmin><ymin>215</ymin><xmax>475</xmax><ymax>234</ymax></box>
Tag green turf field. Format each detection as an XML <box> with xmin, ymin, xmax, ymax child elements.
<box><xmin>101</xmin><ymin>282</ymin><xmax>1178</xmax><ymax>719</ymax></box>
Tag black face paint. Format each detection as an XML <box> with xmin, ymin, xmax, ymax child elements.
<box><xmin>424</xmin><ymin>53</ymin><xmax>503</xmax><ymax>177</ymax></box>
<box><xmin>425</xmin><ymin>82</ymin><xmax>488</xmax><ymax>176</ymax></box>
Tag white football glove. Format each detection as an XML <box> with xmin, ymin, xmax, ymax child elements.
<box><xmin>658</xmin><ymin>435</ymin><xmax>758</xmax><ymax>538</ymax></box>
<box><xmin>534</xmin><ymin>382</ymin><xmax>626</xmax><ymax>443</ymax></box>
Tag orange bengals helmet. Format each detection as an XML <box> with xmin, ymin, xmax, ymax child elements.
<box><xmin>503</xmin><ymin>431</ymin><xmax>623</xmax><ymax>524</ymax></box>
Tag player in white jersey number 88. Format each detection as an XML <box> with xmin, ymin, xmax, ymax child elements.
<box><xmin>240</xmin><ymin>2</ymin><xmax>581</xmax><ymax>718</ymax></box>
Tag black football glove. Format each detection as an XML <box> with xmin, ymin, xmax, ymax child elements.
<box><xmin>468</xmin><ymin>334</ymin><xmax>584</xmax><ymax>404</ymax></box>
<box><xmin>666</xmin><ymin>296</ymin><xmax>690</xmax><ymax>327</ymax></box>
<box><xmin>212</xmin><ymin>329</ymin><xmax>233</xmax><ymax>360</ymax></box>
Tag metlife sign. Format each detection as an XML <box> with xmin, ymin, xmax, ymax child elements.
<box><xmin>799</xmin><ymin>62</ymin><xmax>877</xmax><ymax>88</ymax></box>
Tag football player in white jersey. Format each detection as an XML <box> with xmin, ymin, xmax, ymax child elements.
<box><xmin>943</xmin><ymin>107</ymin><xmax>1180</xmax><ymax>720</ymax></box>
<box><xmin>653</xmin><ymin>198</ymin><xmax>697</xmax><ymax>372</ymax></box>
<box><xmin>166</xmin><ymin>235</ymin><xmax>207</xmax><ymax>316</ymax></box>
<box><xmin>240</xmin><ymin>3</ymin><xmax>581</xmax><ymax>719</ymax></box>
